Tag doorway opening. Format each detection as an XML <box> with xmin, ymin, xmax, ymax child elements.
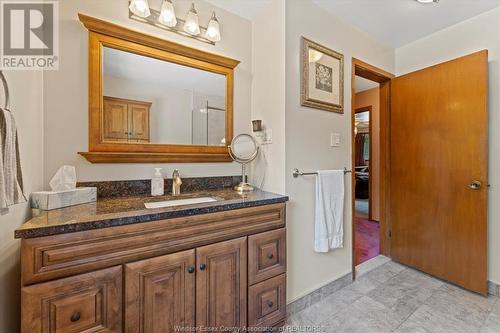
<box><xmin>351</xmin><ymin>58</ymin><xmax>394</xmax><ymax>278</ymax></box>
<box><xmin>353</xmin><ymin>77</ymin><xmax>380</xmax><ymax>266</ymax></box>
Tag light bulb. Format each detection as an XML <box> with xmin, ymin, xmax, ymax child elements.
<box><xmin>129</xmin><ymin>0</ymin><xmax>151</xmax><ymax>18</ymax></box>
<box><xmin>205</xmin><ymin>12</ymin><xmax>221</xmax><ymax>42</ymax></box>
<box><xmin>183</xmin><ymin>3</ymin><xmax>200</xmax><ymax>35</ymax></box>
<box><xmin>158</xmin><ymin>0</ymin><xmax>177</xmax><ymax>27</ymax></box>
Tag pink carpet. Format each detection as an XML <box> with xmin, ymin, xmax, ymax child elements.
<box><xmin>355</xmin><ymin>217</ymin><xmax>380</xmax><ymax>266</ymax></box>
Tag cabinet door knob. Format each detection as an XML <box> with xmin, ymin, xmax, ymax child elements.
<box><xmin>187</xmin><ymin>266</ymin><xmax>195</xmax><ymax>274</ymax></box>
<box><xmin>70</xmin><ymin>312</ymin><xmax>81</xmax><ymax>322</ymax></box>
<box><xmin>267</xmin><ymin>253</ymin><xmax>274</xmax><ymax>259</ymax></box>
<box><xmin>200</xmin><ymin>263</ymin><xmax>206</xmax><ymax>270</ymax></box>
<box><xmin>267</xmin><ymin>301</ymin><xmax>274</xmax><ymax>308</ymax></box>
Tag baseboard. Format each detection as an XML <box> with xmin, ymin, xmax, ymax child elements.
<box><xmin>488</xmin><ymin>280</ymin><xmax>500</xmax><ymax>296</ymax></box>
<box><xmin>286</xmin><ymin>272</ymin><xmax>352</xmax><ymax>316</ymax></box>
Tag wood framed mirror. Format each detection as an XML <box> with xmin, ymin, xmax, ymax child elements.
<box><xmin>78</xmin><ymin>14</ymin><xmax>240</xmax><ymax>163</ymax></box>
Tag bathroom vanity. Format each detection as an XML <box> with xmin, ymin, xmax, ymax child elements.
<box><xmin>16</xmin><ymin>189</ymin><xmax>288</xmax><ymax>332</ymax></box>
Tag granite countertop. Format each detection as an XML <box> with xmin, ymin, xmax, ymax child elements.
<box><xmin>15</xmin><ymin>189</ymin><xmax>288</xmax><ymax>239</ymax></box>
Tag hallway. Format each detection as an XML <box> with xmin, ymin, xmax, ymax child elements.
<box><xmin>286</xmin><ymin>257</ymin><xmax>500</xmax><ymax>332</ymax></box>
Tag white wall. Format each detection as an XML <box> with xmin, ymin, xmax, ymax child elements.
<box><xmin>395</xmin><ymin>6</ymin><xmax>500</xmax><ymax>285</ymax></box>
<box><xmin>0</xmin><ymin>71</ymin><xmax>44</xmax><ymax>333</ymax></box>
<box><xmin>250</xmin><ymin>0</ymin><xmax>286</xmax><ymax>194</ymax></box>
<box><xmin>104</xmin><ymin>75</ymin><xmax>194</xmax><ymax>144</ymax></box>
<box><xmin>285</xmin><ymin>0</ymin><xmax>395</xmax><ymax>301</ymax></box>
<box><xmin>43</xmin><ymin>0</ymin><xmax>252</xmax><ymax>185</ymax></box>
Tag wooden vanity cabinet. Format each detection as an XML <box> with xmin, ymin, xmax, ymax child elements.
<box><xmin>20</xmin><ymin>203</ymin><xmax>287</xmax><ymax>333</ymax></box>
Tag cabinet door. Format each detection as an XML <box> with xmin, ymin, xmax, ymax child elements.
<box><xmin>196</xmin><ymin>237</ymin><xmax>247</xmax><ymax>330</ymax></box>
<box><xmin>125</xmin><ymin>249</ymin><xmax>196</xmax><ymax>333</ymax></box>
<box><xmin>103</xmin><ymin>98</ymin><xmax>129</xmax><ymax>141</ymax></box>
<box><xmin>21</xmin><ymin>266</ymin><xmax>122</xmax><ymax>333</ymax></box>
<box><xmin>129</xmin><ymin>103</ymin><xmax>150</xmax><ymax>142</ymax></box>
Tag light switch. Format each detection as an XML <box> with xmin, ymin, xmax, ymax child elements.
<box><xmin>330</xmin><ymin>133</ymin><xmax>341</xmax><ymax>147</ymax></box>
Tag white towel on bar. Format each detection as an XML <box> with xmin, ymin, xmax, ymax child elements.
<box><xmin>0</xmin><ymin>108</ymin><xmax>26</xmax><ymax>209</ymax></box>
<box><xmin>314</xmin><ymin>170</ymin><xmax>344</xmax><ymax>252</ymax></box>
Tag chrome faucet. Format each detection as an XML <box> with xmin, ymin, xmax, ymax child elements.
<box><xmin>172</xmin><ymin>169</ymin><xmax>182</xmax><ymax>196</ymax></box>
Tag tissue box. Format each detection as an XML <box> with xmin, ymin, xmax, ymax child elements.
<box><xmin>31</xmin><ymin>187</ymin><xmax>97</xmax><ymax>210</ymax></box>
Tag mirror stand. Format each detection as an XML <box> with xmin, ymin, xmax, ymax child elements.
<box><xmin>235</xmin><ymin>164</ymin><xmax>254</xmax><ymax>193</ymax></box>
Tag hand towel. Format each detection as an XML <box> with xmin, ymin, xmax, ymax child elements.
<box><xmin>315</xmin><ymin>170</ymin><xmax>344</xmax><ymax>252</ymax></box>
<box><xmin>0</xmin><ymin>108</ymin><xmax>26</xmax><ymax>209</ymax></box>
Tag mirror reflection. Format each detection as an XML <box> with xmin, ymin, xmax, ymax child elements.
<box><xmin>102</xmin><ymin>46</ymin><xmax>227</xmax><ymax>146</ymax></box>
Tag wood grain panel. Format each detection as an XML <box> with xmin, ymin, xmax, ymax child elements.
<box><xmin>248</xmin><ymin>274</ymin><xmax>286</xmax><ymax>328</ymax></box>
<box><xmin>248</xmin><ymin>228</ymin><xmax>286</xmax><ymax>285</ymax></box>
<box><xmin>21</xmin><ymin>203</ymin><xmax>285</xmax><ymax>285</ymax></box>
<box><xmin>21</xmin><ymin>266</ymin><xmax>122</xmax><ymax>333</ymax></box>
<box><xmin>390</xmin><ymin>50</ymin><xmax>488</xmax><ymax>294</ymax></box>
<box><xmin>196</xmin><ymin>237</ymin><xmax>247</xmax><ymax>330</ymax></box>
<box><xmin>125</xmin><ymin>249</ymin><xmax>195</xmax><ymax>333</ymax></box>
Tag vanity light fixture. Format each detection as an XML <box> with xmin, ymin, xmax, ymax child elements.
<box><xmin>158</xmin><ymin>0</ymin><xmax>177</xmax><ymax>27</ymax></box>
<box><xmin>205</xmin><ymin>12</ymin><xmax>221</xmax><ymax>42</ymax></box>
<box><xmin>416</xmin><ymin>0</ymin><xmax>439</xmax><ymax>3</ymax></box>
<box><xmin>184</xmin><ymin>3</ymin><xmax>201</xmax><ymax>35</ymax></box>
<box><xmin>128</xmin><ymin>1</ymin><xmax>221</xmax><ymax>45</ymax></box>
<box><xmin>129</xmin><ymin>0</ymin><xmax>151</xmax><ymax>18</ymax></box>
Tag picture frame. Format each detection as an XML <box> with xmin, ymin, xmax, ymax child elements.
<box><xmin>301</xmin><ymin>37</ymin><xmax>344</xmax><ymax>113</ymax></box>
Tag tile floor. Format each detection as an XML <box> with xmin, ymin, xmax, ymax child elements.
<box><xmin>286</xmin><ymin>258</ymin><xmax>500</xmax><ymax>333</ymax></box>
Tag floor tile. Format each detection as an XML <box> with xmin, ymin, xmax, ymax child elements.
<box><xmin>320</xmin><ymin>296</ymin><xmax>404</xmax><ymax>333</ymax></box>
<box><xmin>301</xmin><ymin>287</ymin><xmax>363</xmax><ymax>324</ymax></box>
<box><xmin>344</xmin><ymin>274</ymin><xmax>381</xmax><ymax>294</ymax></box>
<box><xmin>423</xmin><ymin>288</ymin><xmax>491</xmax><ymax>328</ymax></box>
<box><xmin>356</xmin><ymin>255</ymin><xmax>391</xmax><ymax>277</ymax></box>
<box><xmin>400</xmin><ymin>304</ymin><xmax>479</xmax><ymax>333</ymax></box>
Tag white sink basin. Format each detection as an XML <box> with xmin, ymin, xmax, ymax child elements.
<box><xmin>144</xmin><ymin>197</ymin><xmax>218</xmax><ymax>209</ymax></box>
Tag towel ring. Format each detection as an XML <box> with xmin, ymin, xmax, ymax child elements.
<box><xmin>0</xmin><ymin>71</ymin><xmax>10</xmax><ymax>109</ymax></box>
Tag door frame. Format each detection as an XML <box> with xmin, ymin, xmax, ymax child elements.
<box><xmin>351</xmin><ymin>58</ymin><xmax>394</xmax><ymax>278</ymax></box>
<box><xmin>354</xmin><ymin>105</ymin><xmax>373</xmax><ymax>220</ymax></box>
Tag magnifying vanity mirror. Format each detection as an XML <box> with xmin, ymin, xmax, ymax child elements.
<box><xmin>78</xmin><ymin>14</ymin><xmax>240</xmax><ymax>163</ymax></box>
<box><xmin>229</xmin><ymin>134</ymin><xmax>259</xmax><ymax>193</ymax></box>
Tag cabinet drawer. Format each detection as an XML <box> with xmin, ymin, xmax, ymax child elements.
<box><xmin>21</xmin><ymin>266</ymin><xmax>122</xmax><ymax>333</ymax></box>
<box><xmin>248</xmin><ymin>228</ymin><xmax>286</xmax><ymax>284</ymax></box>
<box><xmin>248</xmin><ymin>274</ymin><xmax>286</xmax><ymax>328</ymax></box>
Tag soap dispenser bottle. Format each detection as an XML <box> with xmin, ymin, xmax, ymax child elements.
<box><xmin>151</xmin><ymin>168</ymin><xmax>164</xmax><ymax>196</ymax></box>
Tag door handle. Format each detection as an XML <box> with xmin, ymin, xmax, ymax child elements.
<box><xmin>468</xmin><ymin>180</ymin><xmax>482</xmax><ymax>190</ymax></box>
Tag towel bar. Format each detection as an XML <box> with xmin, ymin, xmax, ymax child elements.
<box><xmin>292</xmin><ymin>168</ymin><xmax>352</xmax><ymax>178</ymax></box>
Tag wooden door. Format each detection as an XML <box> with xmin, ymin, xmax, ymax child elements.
<box><xmin>390</xmin><ymin>50</ymin><xmax>488</xmax><ymax>294</ymax></box>
<box><xmin>129</xmin><ymin>103</ymin><xmax>150</xmax><ymax>142</ymax></box>
<box><xmin>103</xmin><ymin>97</ymin><xmax>129</xmax><ymax>141</ymax></box>
<box><xmin>125</xmin><ymin>249</ymin><xmax>196</xmax><ymax>333</ymax></box>
<box><xmin>21</xmin><ymin>266</ymin><xmax>122</xmax><ymax>333</ymax></box>
<box><xmin>196</xmin><ymin>237</ymin><xmax>247</xmax><ymax>330</ymax></box>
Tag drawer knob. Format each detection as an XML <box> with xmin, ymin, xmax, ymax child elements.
<box><xmin>200</xmin><ymin>263</ymin><xmax>206</xmax><ymax>270</ymax></box>
<box><xmin>187</xmin><ymin>266</ymin><xmax>195</xmax><ymax>274</ymax></box>
<box><xmin>267</xmin><ymin>301</ymin><xmax>274</xmax><ymax>308</ymax></box>
<box><xmin>70</xmin><ymin>312</ymin><xmax>81</xmax><ymax>322</ymax></box>
<box><xmin>267</xmin><ymin>253</ymin><xmax>274</xmax><ymax>259</ymax></box>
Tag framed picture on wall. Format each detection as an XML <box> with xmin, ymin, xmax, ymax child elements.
<box><xmin>301</xmin><ymin>37</ymin><xmax>344</xmax><ymax>113</ymax></box>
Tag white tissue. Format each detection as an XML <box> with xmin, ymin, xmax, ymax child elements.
<box><xmin>49</xmin><ymin>165</ymin><xmax>77</xmax><ymax>191</ymax></box>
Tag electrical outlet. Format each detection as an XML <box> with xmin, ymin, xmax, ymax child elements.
<box><xmin>264</xmin><ymin>129</ymin><xmax>273</xmax><ymax>144</ymax></box>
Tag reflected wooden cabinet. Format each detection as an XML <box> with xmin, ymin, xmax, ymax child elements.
<box><xmin>103</xmin><ymin>96</ymin><xmax>150</xmax><ymax>143</ymax></box>
<box><xmin>20</xmin><ymin>204</ymin><xmax>287</xmax><ymax>333</ymax></box>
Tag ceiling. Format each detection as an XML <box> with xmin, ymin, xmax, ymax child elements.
<box><xmin>312</xmin><ymin>0</ymin><xmax>500</xmax><ymax>48</ymax></box>
<box><xmin>355</xmin><ymin>76</ymin><xmax>379</xmax><ymax>93</ymax></box>
<box><xmin>103</xmin><ymin>47</ymin><xmax>225</xmax><ymax>97</ymax></box>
